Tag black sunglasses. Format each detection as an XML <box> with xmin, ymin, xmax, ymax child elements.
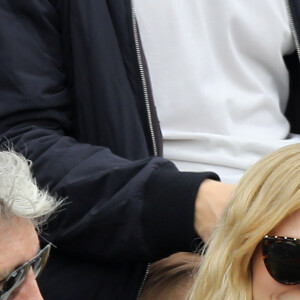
<box><xmin>0</xmin><ymin>243</ymin><xmax>51</xmax><ymax>300</ymax></box>
<box><xmin>262</xmin><ymin>235</ymin><xmax>300</xmax><ymax>285</ymax></box>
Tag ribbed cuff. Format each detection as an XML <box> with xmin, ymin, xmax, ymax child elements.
<box><xmin>143</xmin><ymin>162</ymin><xmax>220</xmax><ymax>261</ymax></box>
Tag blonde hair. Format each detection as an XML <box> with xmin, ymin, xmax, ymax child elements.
<box><xmin>0</xmin><ymin>150</ymin><xmax>61</xmax><ymax>228</ymax></box>
<box><xmin>188</xmin><ymin>143</ymin><xmax>300</xmax><ymax>300</ymax></box>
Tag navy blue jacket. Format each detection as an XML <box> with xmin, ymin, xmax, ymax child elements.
<box><xmin>0</xmin><ymin>1</ymin><xmax>219</xmax><ymax>299</ymax></box>
<box><xmin>0</xmin><ymin>1</ymin><xmax>299</xmax><ymax>299</ymax></box>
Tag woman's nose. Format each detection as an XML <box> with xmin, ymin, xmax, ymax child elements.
<box><xmin>11</xmin><ymin>269</ymin><xmax>44</xmax><ymax>300</ymax></box>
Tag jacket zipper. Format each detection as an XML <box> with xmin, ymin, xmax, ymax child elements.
<box><xmin>131</xmin><ymin>1</ymin><xmax>153</xmax><ymax>299</ymax></box>
<box><xmin>130</xmin><ymin>0</ymin><xmax>300</xmax><ymax>155</ymax></box>
<box><xmin>135</xmin><ymin>262</ymin><xmax>150</xmax><ymax>300</ymax></box>
<box><xmin>131</xmin><ymin>0</ymin><xmax>158</xmax><ymax>157</ymax></box>
<box><xmin>285</xmin><ymin>0</ymin><xmax>300</xmax><ymax>61</ymax></box>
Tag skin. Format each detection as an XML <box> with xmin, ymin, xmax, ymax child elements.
<box><xmin>195</xmin><ymin>179</ymin><xmax>235</xmax><ymax>241</ymax></box>
<box><xmin>252</xmin><ymin>209</ymin><xmax>300</xmax><ymax>300</ymax></box>
<box><xmin>0</xmin><ymin>216</ymin><xmax>44</xmax><ymax>300</ymax></box>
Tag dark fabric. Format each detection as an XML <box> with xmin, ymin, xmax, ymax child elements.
<box><xmin>144</xmin><ymin>166</ymin><xmax>220</xmax><ymax>261</ymax></box>
<box><xmin>0</xmin><ymin>0</ymin><xmax>218</xmax><ymax>299</ymax></box>
<box><xmin>284</xmin><ymin>0</ymin><xmax>300</xmax><ymax>134</ymax></box>
<box><xmin>37</xmin><ymin>250</ymin><xmax>148</xmax><ymax>300</ymax></box>
<box><xmin>284</xmin><ymin>51</ymin><xmax>300</xmax><ymax>134</ymax></box>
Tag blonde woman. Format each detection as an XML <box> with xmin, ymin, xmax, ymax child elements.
<box><xmin>141</xmin><ymin>143</ymin><xmax>300</xmax><ymax>300</ymax></box>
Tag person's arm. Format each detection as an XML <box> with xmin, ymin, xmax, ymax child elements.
<box><xmin>0</xmin><ymin>0</ymin><xmax>225</xmax><ymax>263</ymax></box>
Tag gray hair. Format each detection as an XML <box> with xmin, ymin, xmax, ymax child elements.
<box><xmin>0</xmin><ymin>150</ymin><xmax>61</xmax><ymax>228</ymax></box>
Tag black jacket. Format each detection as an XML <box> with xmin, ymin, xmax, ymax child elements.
<box><xmin>0</xmin><ymin>1</ymin><xmax>299</xmax><ymax>299</ymax></box>
<box><xmin>0</xmin><ymin>1</ymin><xmax>218</xmax><ymax>299</ymax></box>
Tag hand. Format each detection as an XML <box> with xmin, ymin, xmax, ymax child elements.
<box><xmin>194</xmin><ymin>179</ymin><xmax>235</xmax><ymax>242</ymax></box>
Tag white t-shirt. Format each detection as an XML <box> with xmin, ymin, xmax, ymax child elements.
<box><xmin>135</xmin><ymin>0</ymin><xmax>299</xmax><ymax>183</ymax></box>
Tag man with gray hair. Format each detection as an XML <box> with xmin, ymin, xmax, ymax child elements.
<box><xmin>0</xmin><ymin>151</ymin><xmax>60</xmax><ymax>300</ymax></box>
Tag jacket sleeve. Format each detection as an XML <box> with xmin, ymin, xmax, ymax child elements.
<box><xmin>0</xmin><ymin>0</ymin><xmax>219</xmax><ymax>263</ymax></box>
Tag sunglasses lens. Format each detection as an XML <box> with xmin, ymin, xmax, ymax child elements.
<box><xmin>2</xmin><ymin>267</ymin><xmax>27</xmax><ymax>293</ymax></box>
<box><xmin>32</xmin><ymin>257</ymin><xmax>43</xmax><ymax>277</ymax></box>
<box><xmin>0</xmin><ymin>244</ymin><xmax>51</xmax><ymax>300</ymax></box>
<box><xmin>31</xmin><ymin>244</ymin><xmax>51</xmax><ymax>278</ymax></box>
<box><xmin>263</xmin><ymin>239</ymin><xmax>300</xmax><ymax>284</ymax></box>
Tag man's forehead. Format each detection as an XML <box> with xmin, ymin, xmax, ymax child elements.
<box><xmin>0</xmin><ymin>217</ymin><xmax>39</xmax><ymax>279</ymax></box>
